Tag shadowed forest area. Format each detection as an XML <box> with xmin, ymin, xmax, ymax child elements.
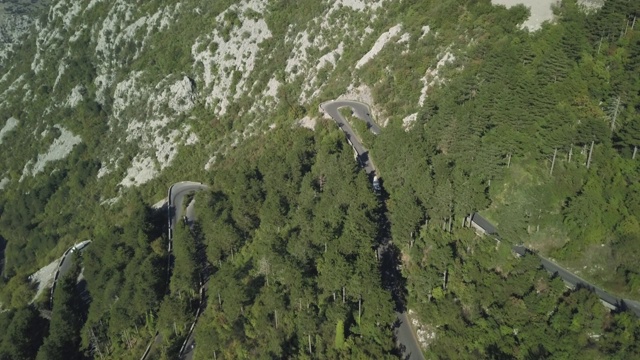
<box><xmin>367</xmin><ymin>0</ymin><xmax>640</xmax><ymax>358</ymax></box>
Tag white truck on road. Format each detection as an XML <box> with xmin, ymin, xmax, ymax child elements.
<box><xmin>373</xmin><ymin>176</ymin><xmax>381</xmax><ymax>193</ymax></box>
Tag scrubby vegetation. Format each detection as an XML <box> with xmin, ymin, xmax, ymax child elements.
<box><xmin>0</xmin><ymin>0</ymin><xmax>638</xmax><ymax>359</ymax></box>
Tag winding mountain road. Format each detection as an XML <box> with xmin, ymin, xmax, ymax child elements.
<box><xmin>168</xmin><ymin>101</ymin><xmax>423</xmax><ymax>360</ymax></box>
<box><xmin>323</xmin><ymin>100</ymin><xmax>640</xmax><ymax>357</ymax></box>
<box><xmin>143</xmin><ymin>102</ymin><xmax>640</xmax><ymax>360</ymax></box>
<box><xmin>49</xmin><ymin>240</ymin><xmax>91</xmax><ymax>309</ymax></box>
<box><xmin>140</xmin><ymin>182</ymin><xmax>207</xmax><ymax>360</ymax></box>
<box><xmin>321</xmin><ymin>100</ymin><xmax>379</xmax><ymax>176</ymax></box>
<box><xmin>512</xmin><ymin>245</ymin><xmax>640</xmax><ymax>317</ymax></box>
<box><xmin>321</xmin><ymin>100</ymin><xmax>426</xmax><ymax>360</ymax></box>
<box><xmin>167</xmin><ymin>182</ymin><xmax>208</xmax><ymax>252</ymax></box>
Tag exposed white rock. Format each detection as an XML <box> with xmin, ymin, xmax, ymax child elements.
<box><xmin>419</xmin><ymin>25</ymin><xmax>431</xmax><ymax>40</ymax></box>
<box><xmin>280</xmin><ymin>1</ymin><xmax>388</xmax><ymax>104</ymax></box>
<box><xmin>53</xmin><ymin>59</ymin><xmax>68</xmax><ymax>90</ymax></box>
<box><xmin>419</xmin><ymin>51</ymin><xmax>456</xmax><ymax>107</ymax></box>
<box><xmin>338</xmin><ymin>84</ymin><xmax>376</xmax><ymax>109</ymax></box>
<box><xmin>191</xmin><ymin>0</ymin><xmax>272</xmax><ymax>115</ymax></box>
<box><xmin>94</xmin><ymin>1</ymin><xmax>131</xmax><ymax>58</ymax></box>
<box><xmin>50</xmin><ymin>0</ymin><xmax>83</xmax><ymax>29</ymax></box>
<box><xmin>100</xmin><ymin>196</ymin><xmax>121</xmax><ymax>206</ymax></box>
<box><xmin>96</xmin><ymin>154</ymin><xmax>116</xmax><ymax>179</ymax></box>
<box><xmin>285</xmin><ymin>27</ymin><xmax>344</xmax><ymax>102</ymax></box>
<box><xmin>0</xmin><ymin>74</ymin><xmax>25</xmax><ymax>101</ymax></box>
<box><xmin>0</xmin><ymin>177</ymin><xmax>9</xmax><ymax>190</ymax></box>
<box><xmin>94</xmin><ymin>73</ymin><xmax>115</xmax><ymax>105</ymax></box>
<box><xmin>2</xmin><ymin>0</ymin><xmax>409</xmax><ymax>192</ymax></box>
<box><xmin>89</xmin><ymin>0</ymin><xmax>181</xmax><ymax>108</ymax></box>
<box><xmin>398</xmin><ymin>32</ymin><xmax>412</xmax><ymax>54</ymax></box>
<box><xmin>119</xmin><ymin>155</ymin><xmax>157</xmax><ymax>187</ymax></box>
<box><xmin>204</xmin><ymin>155</ymin><xmax>218</xmax><ymax>171</ymax></box>
<box><xmin>0</xmin><ymin>117</ymin><xmax>19</xmax><ymax>144</ymax></box>
<box><xmin>403</xmin><ymin>113</ymin><xmax>418</xmax><ymax>131</ymax></box>
<box><xmin>264</xmin><ymin>77</ymin><xmax>281</xmax><ymax>99</ymax></box>
<box><xmin>118</xmin><ymin>91</ymin><xmax>191</xmax><ymax>185</ymax></box>
<box><xmin>578</xmin><ymin>0</ymin><xmax>604</xmax><ymax>11</ymax></box>
<box><xmin>20</xmin><ymin>126</ymin><xmax>82</xmax><ymax>181</ymax></box>
<box><xmin>0</xmin><ymin>13</ymin><xmax>32</xmax><ymax>64</ymax></box>
<box><xmin>31</xmin><ymin>22</ymin><xmax>62</xmax><ymax>73</ymax></box>
<box><xmin>69</xmin><ymin>25</ymin><xmax>87</xmax><ymax>42</ymax></box>
<box><xmin>285</xmin><ymin>30</ymin><xmax>313</xmax><ymax>78</ymax></box>
<box><xmin>316</xmin><ymin>42</ymin><xmax>344</xmax><ymax>71</ymax></box>
<box><xmin>64</xmin><ymin>2</ymin><xmax>82</xmax><ymax>27</ymax></box>
<box><xmin>491</xmin><ymin>0</ymin><xmax>559</xmax><ymax>31</ymax></box>
<box><xmin>28</xmin><ymin>258</ymin><xmax>61</xmax><ymax>303</ymax></box>
<box><xmin>301</xmin><ymin>42</ymin><xmax>345</xmax><ymax>102</ymax></box>
<box><xmin>124</xmin><ymin>120</ymin><xmax>174</xmax><ymax>168</ymax></box>
<box><xmin>297</xmin><ymin>116</ymin><xmax>316</xmax><ymax>130</ymax></box>
<box><xmin>152</xmin><ymin>198</ymin><xmax>168</xmax><ymax>209</ymax></box>
<box><xmin>185</xmin><ymin>131</ymin><xmax>199</xmax><ymax>146</ymax></box>
<box><xmin>408</xmin><ymin>309</ymin><xmax>437</xmax><ymax>350</ymax></box>
<box><xmin>97</xmin><ymin>164</ymin><xmax>111</xmax><ymax>179</ymax></box>
<box><xmin>112</xmin><ymin>71</ymin><xmax>144</xmax><ymax>120</ymax></box>
<box><xmin>154</xmin><ymin>76</ymin><xmax>197</xmax><ymax>114</ymax></box>
<box><xmin>86</xmin><ymin>0</ymin><xmax>105</xmax><ymax>11</ymax></box>
<box><xmin>0</xmin><ymin>66</ymin><xmax>13</xmax><ymax>85</ymax></box>
<box><xmin>356</xmin><ymin>24</ymin><xmax>403</xmax><ymax>69</ymax></box>
<box><xmin>65</xmin><ymin>85</ymin><xmax>85</xmax><ymax>108</ymax></box>
<box><xmin>154</xmin><ymin>129</ymin><xmax>180</xmax><ymax>169</ymax></box>
<box><xmin>333</xmin><ymin>0</ymin><xmax>387</xmax><ymax>11</ymax></box>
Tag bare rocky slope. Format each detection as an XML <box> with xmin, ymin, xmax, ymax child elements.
<box><xmin>0</xmin><ymin>0</ymin><xmax>601</xmax><ymax>196</ymax></box>
<box><xmin>1</xmin><ymin>0</ymin><xmax>404</xmax><ymax>194</ymax></box>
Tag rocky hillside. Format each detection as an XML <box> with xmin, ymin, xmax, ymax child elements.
<box><xmin>0</xmin><ymin>0</ymin><xmax>50</xmax><ymax>64</ymax></box>
<box><xmin>1</xmin><ymin>0</ymin><xmax>606</xmax><ymax>194</ymax></box>
<box><xmin>0</xmin><ymin>0</ymin><xmax>401</xmax><ymax>193</ymax></box>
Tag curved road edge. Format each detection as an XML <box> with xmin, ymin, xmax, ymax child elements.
<box><xmin>141</xmin><ymin>181</ymin><xmax>208</xmax><ymax>360</ymax></box>
<box><xmin>49</xmin><ymin>240</ymin><xmax>92</xmax><ymax>310</ymax></box>
<box><xmin>511</xmin><ymin>244</ymin><xmax>640</xmax><ymax>317</ymax></box>
<box><xmin>322</xmin><ymin>99</ymin><xmax>426</xmax><ymax>360</ymax></box>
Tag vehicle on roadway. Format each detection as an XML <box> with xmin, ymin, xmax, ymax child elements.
<box><xmin>373</xmin><ymin>176</ymin><xmax>381</xmax><ymax>193</ymax></box>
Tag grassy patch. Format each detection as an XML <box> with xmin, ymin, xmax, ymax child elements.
<box><xmin>334</xmin><ymin>319</ymin><xmax>345</xmax><ymax>349</ymax></box>
<box><xmin>483</xmin><ymin>157</ymin><xmax>574</xmax><ymax>252</ymax></box>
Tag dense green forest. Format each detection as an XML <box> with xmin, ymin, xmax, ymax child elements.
<box><xmin>0</xmin><ymin>0</ymin><xmax>639</xmax><ymax>359</ymax></box>
<box><xmin>190</xmin><ymin>127</ymin><xmax>396</xmax><ymax>359</ymax></box>
<box><xmin>371</xmin><ymin>0</ymin><xmax>640</xmax><ymax>296</ymax></box>
<box><xmin>0</xmin><ymin>306</ymin><xmax>48</xmax><ymax>359</ymax></box>
<box><xmin>367</xmin><ymin>0</ymin><xmax>640</xmax><ymax>357</ymax></box>
<box><xmin>403</xmin><ymin>226</ymin><xmax>640</xmax><ymax>359</ymax></box>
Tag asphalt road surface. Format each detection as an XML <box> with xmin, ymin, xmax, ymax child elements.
<box><xmin>49</xmin><ymin>240</ymin><xmax>91</xmax><ymax>309</ymax></box>
<box><xmin>141</xmin><ymin>182</ymin><xmax>207</xmax><ymax>360</ymax></box>
<box><xmin>180</xmin><ymin>199</ymin><xmax>212</xmax><ymax>360</ymax></box>
<box><xmin>322</xmin><ymin>100</ymin><xmax>426</xmax><ymax>360</ymax></box>
<box><xmin>321</xmin><ymin>100</ymin><xmax>379</xmax><ymax>176</ymax></box>
<box><xmin>512</xmin><ymin>245</ymin><xmax>640</xmax><ymax>317</ymax></box>
<box><xmin>179</xmin><ymin>199</ymin><xmax>203</xmax><ymax>360</ymax></box>
<box><xmin>169</xmin><ymin>181</ymin><xmax>208</xmax><ymax>230</ymax></box>
<box><xmin>395</xmin><ymin>312</ymin><xmax>427</xmax><ymax>360</ymax></box>
<box><xmin>151</xmin><ymin>110</ymin><xmax>640</xmax><ymax>360</ymax></box>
